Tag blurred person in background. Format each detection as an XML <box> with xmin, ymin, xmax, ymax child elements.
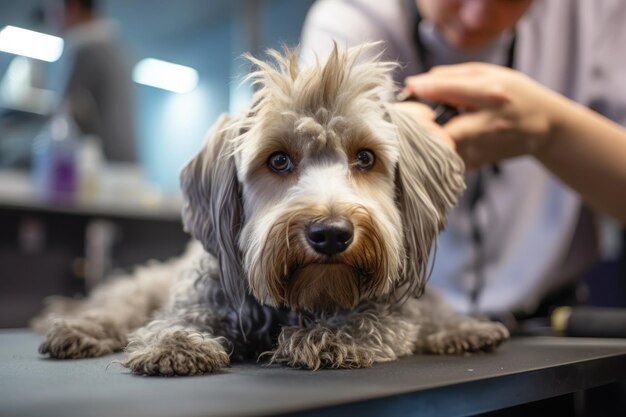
<box><xmin>300</xmin><ymin>0</ymin><xmax>626</xmax><ymax>325</ymax></box>
<box><xmin>48</xmin><ymin>0</ymin><xmax>136</xmax><ymax>162</ymax></box>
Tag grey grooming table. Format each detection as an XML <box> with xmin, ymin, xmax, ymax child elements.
<box><xmin>1</xmin><ymin>329</ymin><xmax>626</xmax><ymax>417</ymax></box>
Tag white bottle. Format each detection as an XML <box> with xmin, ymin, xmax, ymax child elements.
<box><xmin>77</xmin><ymin>134</ymin><xmax>104</xmax><ymax>202</ymax></box>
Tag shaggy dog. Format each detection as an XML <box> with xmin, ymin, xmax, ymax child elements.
<box><xmin>34</xmin><ymin>44</ymin><xmax>509</xmax><ymax>376</ymax></box>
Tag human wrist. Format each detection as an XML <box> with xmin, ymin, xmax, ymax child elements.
<box><xmin>529</xmin><ymin>86</ymin><xmax>567</xmax><ymax>161</ymax></box>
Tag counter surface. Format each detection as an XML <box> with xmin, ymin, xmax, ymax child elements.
<box><xmin>2</xmin><ymin>329</ymin><xmax>626</xmax><ymax>417</ymax></box>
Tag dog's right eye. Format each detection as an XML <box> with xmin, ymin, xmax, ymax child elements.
<box><xmin>355</xmin><ymin>149</ymin><xmax>375</xmax><ymax>171</ymax></box>
<box><xmin>268</xmin><ymin>152</ymin><xmax>294</xmax><ymax>174</ymax></box>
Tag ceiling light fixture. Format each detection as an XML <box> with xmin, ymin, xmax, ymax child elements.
<box><xmin>133</xmin><ymin>58</ymin><xmax>199</xmax><ymax>93</ymax></box>
<box><xmin>0</xmin><ymin>26</ymin><xmax>64</xmax><ymax>62</ymax></box>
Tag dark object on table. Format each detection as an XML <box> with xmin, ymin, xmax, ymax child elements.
<box><xmin>552</xmin><ymin>306</ymin><xmax>626</xmax><ymax>338</ymax></box>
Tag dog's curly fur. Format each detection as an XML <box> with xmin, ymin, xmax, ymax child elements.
<box><xmin>34</xmin><ymin>44</ymin><xmax>509</xmax><ymax>375</ymax></box>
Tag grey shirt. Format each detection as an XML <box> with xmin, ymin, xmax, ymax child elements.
<box><xmin>61</xmin><ymin>19</ymin><xmax>136</xmax><ymax>162</ymax></box>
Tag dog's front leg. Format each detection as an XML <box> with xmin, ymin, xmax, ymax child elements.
<box><xmin>36</xmin><ymin>256</ymin><xmax>178</xmax><ymax>360</ymax></box>
<box><xmin>114</xmin><ymin>252</ymin><xmax>236</xmax><ymax>376</ymax></box>
<box><xmin>119</xmin><ymin>307</ymin><xmax>230</xmax><ymax>376</ymax></box>
<box><xmin>407</xmin><ymin>291</ymin><xmax>510</xmax><ymax>355</ymax></box>
<box><xmin>269</xmin><ymin>304</ymin><xmax>418</xmax><ymax>370</ymax></box>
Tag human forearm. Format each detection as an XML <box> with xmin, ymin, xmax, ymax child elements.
<box><xmin>537</xmin><ymin>94</ymin><xmax>626</xmax><ymax>223</ymax></box>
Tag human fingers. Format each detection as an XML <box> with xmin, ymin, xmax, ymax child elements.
<box><xmin>404</xmin><ymin>74</ymin><xmax>508</xmax><ymax>109</ymax></box>
<box><xmin>443</xmin><ymin>112</ymin><xmax>504</xmax><ymax>169</ymax></box>
<box><xmin>394</xmin><ymin>101</ymin><xmax>435</xmax><ymax>120</ymax></box>
<box><xmin>446</xmin><ymin>111</ymin><xmax>539</xmax><ymax>169</ymax></box>
<box><xmin>428</xmin><ymin>62</ymin><xmax>499</xmax><ymax>75</ymax></box>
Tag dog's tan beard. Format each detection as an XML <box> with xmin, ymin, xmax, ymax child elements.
<box><xmin>286</xmin><ymin>264</ymin><xmax>361</xmax><ymax>312</ymax></box>
<box><xmin>246</xmin><ymin>204</ymin><xmax>400</xmax><ymax>313</ymax></box>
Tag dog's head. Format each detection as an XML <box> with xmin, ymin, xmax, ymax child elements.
<box><xmin>181</xmin><ymin>44</ymin><xmax>465</xmax><ymax>313</ymax></box>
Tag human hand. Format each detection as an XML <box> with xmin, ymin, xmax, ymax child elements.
<box><xmin>403</xmin><ymin>63</ymin><xmax>560</xmax><ymax>169</ymax></box>
<box><xmin>393</xmin><ymin>101</ymin><xmax>456</xmax><ymax>150</ymax></box>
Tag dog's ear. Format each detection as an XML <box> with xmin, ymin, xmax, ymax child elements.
<box><xmin>384</xmin><ymin>104</ymin><xmax>465</xmax><ymax>298</ymax></box>
<box><xmin>180</xmin><ymin>114</ymin><xmax>245</xmax><ymax>305</ymax></box>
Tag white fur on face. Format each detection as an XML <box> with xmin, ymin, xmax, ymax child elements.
<box><xmin>238</xmin><ymin>111</ymin><xmax>405</xmax><ymax>312</ymax></box>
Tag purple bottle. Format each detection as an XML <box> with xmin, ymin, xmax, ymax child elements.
<box><xmin>32</xmin><ymin>111</ymin><xmax>78</xmax><ymax>203</ymax></box>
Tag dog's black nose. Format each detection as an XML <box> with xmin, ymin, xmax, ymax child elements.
<box><xmin>306</xmin><ymin>219</ymin><xmax>354</xmax><ymax>256</ymax></box>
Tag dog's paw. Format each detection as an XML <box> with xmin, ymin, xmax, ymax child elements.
<box><xmin>120</xmin><ymin>330</ymin><xmax>230</xmax><ymax>376</ymax></box>
<box><xmin>420</xmin><ymin>320</ymin><xmax>510</xmax><ymax>355</ymax></box>
<box><xmin>38</xmin><ymin>318</ymin><xmax>126</xmax><ymax>359</ymax></box>
<box><xmin>268</xmin><ymin>325</ymin><xmax>382</xmax><ymax>370</ymax></box>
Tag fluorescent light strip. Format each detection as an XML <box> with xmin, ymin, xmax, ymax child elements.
<box><xmin>0</xmin><ymin>26</ymin><xmax>64</xmax><ymax>62</ymax></box>
<box><xmin>133</xmin><ymin>58</ymin><xmax>199</xmax><ymax>93</ymax></box>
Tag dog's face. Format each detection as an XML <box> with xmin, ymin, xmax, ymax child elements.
<box><xmin>181</xmin><ymin>45</ymin><xmax>465</xmax><ymax>313</ymax></box>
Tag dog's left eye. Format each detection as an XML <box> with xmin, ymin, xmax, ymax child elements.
<box><xmin>355</xmin><ymin>149</ymin><xmax>375</xmax><ymax>171</ymax></box>
<box><xmin>268</xmin><ymin>152</ymin><xmax>294</xmax><ymax>174</ymax></box>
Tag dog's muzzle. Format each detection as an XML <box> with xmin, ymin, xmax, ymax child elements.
<box><xmin>305</xmin><ymin>218</ymin><xmax>354</xmax><ymax>256</ymax></box>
